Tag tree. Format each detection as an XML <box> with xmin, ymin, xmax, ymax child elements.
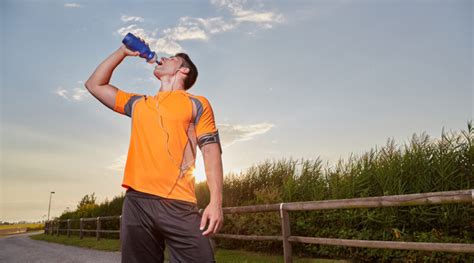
<box><xmin>76</xmin><ymin>192</ymin><xmax>97</xmax><ymax>210</ymax></box>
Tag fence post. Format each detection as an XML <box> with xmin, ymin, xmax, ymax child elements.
<box><xmin>280</xmin><ymin>203</ymin><xmax>292</xmax><ymax>263</ymax></box>
<box><xmin>119</xmin><ymin>215</ymin><xmax>122</xmax><ymax>240</ymax></box>
<box><xmin>97</xmin><ymin>217</ymin><xmax>101</xmax><ymax>241</ymax></box>
<box><xmin>67</xmin><ymin>219</ymin><xmax>71</xmax><ymax>237</ymax></box>
<box><xmin>80</xmin><ymin>218</ymin><xmax>84</xmax><ymax>239</ymax></box>
<box><xmin>56</xmin><ymin>220</ymin><xmax>60</xmax><ymax>236</ymax></box>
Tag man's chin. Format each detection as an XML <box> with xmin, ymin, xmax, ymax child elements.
<box><xmin>153</xmin><ymin>72</ymin><xmax>162</xmax><ymax>80</ymax></box>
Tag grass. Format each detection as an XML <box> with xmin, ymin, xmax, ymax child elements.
<box><xmin>0</xmin><ymin>223</ymin><xmax>44</xmax><ymax>230</ymax></box>
<box><xmin>30</xmin><ymin>233</ymin><xmax>119</xmax><ymax>252</ymax></box>
<box><xmin>0</xmin><ymin>223</ymin><xmax>44</xmax><ymax>237</ymax></box>
<box><xmin>30</xmin><ymin>233</ymin><xmax>347</xmax><ymax>262</ymax></box>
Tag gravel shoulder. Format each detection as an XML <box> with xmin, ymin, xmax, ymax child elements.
<box><xmin>0</xmin><ymin>231</ymin><xmax>121</xmax><ymax>263</ymax></box>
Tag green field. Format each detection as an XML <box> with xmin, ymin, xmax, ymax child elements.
<box><xmin>30</xmin><ymin>233</ymin><xmax>347</xmax><ymax>263</ymax></box>
<box><xmin>0</xmin><ymin>223</ymin><xmax>44</xmax><ymax>230</ymax></box>
<box><xmin>0</xmin><ymin>223</ymin><xmax>44</xmax><ymax>236</ymax></box>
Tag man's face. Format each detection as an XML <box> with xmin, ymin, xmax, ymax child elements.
<box><xmin>153</xmin><ymin>55</ymin><xmax>184</xmax><ymax>79</ymax></box>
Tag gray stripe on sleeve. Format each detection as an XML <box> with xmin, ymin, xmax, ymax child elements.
<box><xmin>189</xmin><ymin>97</ymin><xmax>203</xmax><ymax>124</ymax></box>
<box><xmin>124</xmin><ymin>95</ymin><xmax>143</xmax><ymax>117</ymax></box>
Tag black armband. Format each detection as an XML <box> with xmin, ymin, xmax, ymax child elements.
<box><xmin>198</xmin><ymin>130</ymin><xmax>222</xmax><ymax>154</ymax></box>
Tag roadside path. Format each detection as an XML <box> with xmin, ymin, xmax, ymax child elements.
<box><xmin>0</xmin><ymin>231</ymin><xmax>121</xmax><ymax>263</ymax></box>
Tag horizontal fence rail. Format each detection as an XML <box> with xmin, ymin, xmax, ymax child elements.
<box><xmin>220</xmin><ymin>189</ymin><xmax>474</xmax><ymax>213</ymax></box>
<box><xmin>45</xmin><ymin>216</ymin><xmax>121</xmax><ymax>240</ymax></box>
<box><xmin>45</xmin><ymin>189</ymin><xmax>474</xmax><ymax>262</ymax></box>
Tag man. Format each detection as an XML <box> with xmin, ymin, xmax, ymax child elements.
<box><xmin>85</xmin><ymin>43</ymin><xmax>224</xmax><ymax>263</ymax></box>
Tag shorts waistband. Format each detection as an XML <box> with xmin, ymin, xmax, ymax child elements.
<box><xmin>125</xmin><ymin>188</ymin><xmax>196</xmax><ymax>207</ymax></box>
<box><xmin>125</xmin><ymin>187</ymin><xmax>165</xmax><ymax>200</ymax></box>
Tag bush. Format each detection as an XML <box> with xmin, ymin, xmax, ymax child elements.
<box><xmin>215</xmin><ymin>121</ymin><xmax>474</xmax><ymax>261</ymax></box>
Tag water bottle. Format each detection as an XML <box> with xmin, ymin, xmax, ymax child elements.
<box><xmin>122</xmin><ymin>33</ymin><xmax>157</xmax><ymax>64</ymax></box>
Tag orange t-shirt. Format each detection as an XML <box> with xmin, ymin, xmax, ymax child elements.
<box><xmin>114</xmin><ymin>89</ymin><xmax>222</xmax><ymax>204</ymax></box>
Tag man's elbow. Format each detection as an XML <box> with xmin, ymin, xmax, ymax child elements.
<box><xmin>84</xmin><ymin>79</ymin><xmax>97</xmax><ymax>92</ymax></box>
<box><xmin>84</xmin><ymin>80</ymin><xmax>92</xmax><ymax>90</ymax></box>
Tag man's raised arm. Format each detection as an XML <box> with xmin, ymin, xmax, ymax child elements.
<box><xmin>85</xmin><ymin>45</ymin><xmax>139</xmax><ymax>110</ymax></box>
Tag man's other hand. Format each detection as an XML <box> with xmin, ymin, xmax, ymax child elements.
<box><xmin>200</xmin><ymin>202</ymin><xmax>224</xmax><ymax>236</ymax></box>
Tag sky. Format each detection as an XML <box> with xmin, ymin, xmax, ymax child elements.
<box><xmin>0</xmin><ymin>0</ymin><xmax>472</xmax><ymax>222</ymax></box>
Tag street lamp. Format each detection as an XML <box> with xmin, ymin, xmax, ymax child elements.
<box><xmin>47</xmin><ymin>191</ymin><xmax>55</xmax><ymax>221</ymax></box>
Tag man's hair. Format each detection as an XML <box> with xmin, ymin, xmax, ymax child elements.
<box><xmin>175</xmin><ymin>53</ymin><xmax>198</xmax><ymax>90</ymax></box>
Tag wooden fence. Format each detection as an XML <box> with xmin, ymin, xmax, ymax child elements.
<box><xmin>45</xmin><ymin>215</ymin><xmax>121</xmax><ymax>240</ymax></box>
<box><xmin>45</xmin><ymin>189</ymin><xmax>474</xmax><ymax>262</ymax></box>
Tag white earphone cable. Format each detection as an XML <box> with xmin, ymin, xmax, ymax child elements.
<box><xmin>155</xmin><ymin>69</ymin><xmax>194</xmax><ymax>197</ymax></box>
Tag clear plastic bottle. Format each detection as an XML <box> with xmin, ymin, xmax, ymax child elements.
<box><xmin>121</xmin><ymin>33</ymin><xmax>157</xmax><ymax>64</ymax></box>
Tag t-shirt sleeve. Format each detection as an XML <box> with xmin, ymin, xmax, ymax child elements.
<box><xmin>195</xmin><ymin>96</ymin><xmax>222</xmax><ymax>154</ymax></box>
<box><xmin>114</xmin><ymin>89</ymin><xmax>145</xmax><ymax>117</ymax></box>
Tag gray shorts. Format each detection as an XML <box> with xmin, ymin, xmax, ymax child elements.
<box><xmin>120</xmin><ymin>188</ymin><xmax>216</xmax><ymax>263</ymax></box>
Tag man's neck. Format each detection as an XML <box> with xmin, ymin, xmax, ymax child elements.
<box><xmin>157</xmin><ymin>78</ymin><xmax>185</xmax><ymax>93</ymax></box>
<box><xmin>158</xmin><ymin>86</ymin><xmax>185</xmax><ymax>92</ymax></box>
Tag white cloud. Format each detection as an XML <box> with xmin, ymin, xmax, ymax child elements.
<box><xmin>211</xmin><ymin>0</ymin><xmax>285</xmax><ymax>27</ymax></box>
<box><xmin>179</xmin><ymin>16</ymin><xmax>236</xmax><ymax>34</ymax></box>
<box><xmin>71</xmin><ymin>87</ymin><xmax>89</xmax><ymax>101</ymax></box>
<box><xmin>234</xmin><ymin>9</ymin><xmax>284</xmax><ymax>23</ymax></box>
<box><xmin>117</xmin><ymin>24</ymin><xmax>185</xmax><ymax>55</ymax></box>
<box><xmin>117</xmin><ymin>24</ymin><xmax>147</xmax><ymax>38</ymax></box>
<box><xmin>117</xmin><ymin>22</ymin><xmax>209</xmax><ymax>55</ymax></box>
<box><xmin>64</xmin><ymin>3</ymin><xmax>81</xmax><ymax>8</ymax></box>
<box><xmin>217</xmin><ymin>122</ymin><xmax>275</xmax><ymax>147</ymax></box>
<box><xmin>163</xmin><ymin>26</ymin><xmax>208</xmax><ymax>41</ymax></box>
<box><xmin>115</xmin><ymin>1</ymin><xmax>285</xmax><ymax>55</ymax></box>
<box><xmin>121</xmin><ymin>15</ymin><xmax>144</xmax><ymax>23</ymax></box>
<box><xmin>106</xmin><ymin>154</ymin><xmax>127</xmax><ymax>172</ymax></box>
<box><xmin>211</xmin><ymin>0</ymin><xmax>243</xmax><ymax>12</ymax></box>
<box><xmin>234</xmin><ymin>11</ymin><xmax>285</xmax><ymax>25</ymax></box>
<box><xmin>54</xmin><ymin>83</ymin><xmax>89</xmax><ymax>102</ymax></box>
<box><xmin>55</xmin><ymin>86</ymin><xmax>70</xmax><ymax>101</ymax></box>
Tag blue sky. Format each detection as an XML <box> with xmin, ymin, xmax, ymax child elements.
<box><xmin>1</xmin><ymin>0</ymin><xmax>472</xmax><ymax>222</ymax></box>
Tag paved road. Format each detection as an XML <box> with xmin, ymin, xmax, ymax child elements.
<box><xmin>0</xmin><ymin>231</ymin><xmax>122</xmax><ymax>263</ymax></box>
